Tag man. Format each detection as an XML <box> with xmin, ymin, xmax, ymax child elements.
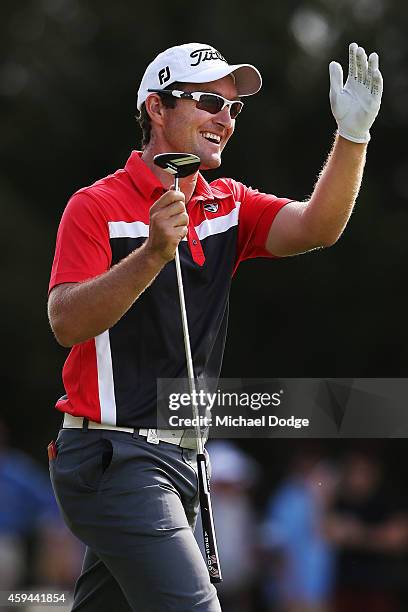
<box><xmin>47</xmin><ymin>42</ymin><xmax>382</xmax><ymax>611</ymax></box>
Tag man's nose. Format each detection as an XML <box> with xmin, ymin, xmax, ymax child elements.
<box><xmin>214</xmin><ymin>105</ymin><xmax>233</xmax><ymax>127</ymax></box>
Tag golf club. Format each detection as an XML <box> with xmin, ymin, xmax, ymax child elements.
<box><xmin>154</xmin><ymin>152</ymin><xmax>222</xmax><ymax>583</ymax></box>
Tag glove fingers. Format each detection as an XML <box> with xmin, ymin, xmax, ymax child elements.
<box><xmin>368</xmin><ymin>53</ymin><xmax>380</xmax><ymax>94</ymax></box>
<box><xmin>348</xmin><ymin>42</ymin><xmax>358</xmax><ymax>80</ymax></box>
<box><xmin>368</xmin><ymin>51</ymin><xmax>379</xmax><ymax>73</ymax></box>
<box><xmin>356</xmin><ymin>46</ymin><xmax>368</xmax><ymax>84</ymax></box>
<box><xmin>372</xmin><ymin>69</ymin><xmax>383</xmax><ymax>97</ymax></box>
<box><xmin>366</xmin><ymin>61</ymin><xmax>373</xmax><ymax>91</ymax></box>
<box><xmin>329</xmin><ymin>61</ymin><xmax>344</xmax><ymax>94</ymax></box>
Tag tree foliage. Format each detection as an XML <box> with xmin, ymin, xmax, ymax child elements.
<box><xmin>1</xmin><ymin>0</ymin><xmax>407</xmax><ymax>455</ymax></box>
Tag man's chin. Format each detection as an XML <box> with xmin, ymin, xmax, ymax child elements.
<box><xmin>200</xmin><ymin>154</ymin><xmax>222</xmax><ymax>171</ymax></box>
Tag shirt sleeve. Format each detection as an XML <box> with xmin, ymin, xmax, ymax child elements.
<box><xmin>231</xmin><ymin>180</ymin><xmax>292</xmax><ymax>272</ymax></box>
<box><xmin>49</xmin><ymin>191</ymin><xmax>112</xmax><ymax>293</ymax></box>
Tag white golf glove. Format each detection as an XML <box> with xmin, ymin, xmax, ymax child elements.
<box><xmin>329</xmin><ymin>42</ymin><xmax>383</xmax><ymax>144</ymax></box>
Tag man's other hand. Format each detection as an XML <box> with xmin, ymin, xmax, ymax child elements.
<box><xmin>329</xmin><ymin>42</ymin><xmax>383</xmax><ymax>144</ymax></box>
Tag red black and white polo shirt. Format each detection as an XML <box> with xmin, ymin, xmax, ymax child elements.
<box><xmin>49</xmin><ymin>151</ymin><xmax>291</xmax><ymax>427</ymax></box>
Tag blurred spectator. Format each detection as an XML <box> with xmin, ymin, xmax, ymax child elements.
<box><xmin>0</xmin><ymin>419</ymin><xmax>82</xmax><ymax>595</ymax></box>
<box><xmin>327</xmin><ymin>451</ymin><xmax>408</xmax><ymax>612</ymax></box>
<box><xmin>0</xmin><ymin>419</ymin><xmax>55</xmax><ymax>589</ymax></box>
<box><xmin>262</xmin><ymin>450</ymin><xmax>336</xmax><ymax>612</ymax></box>
<box><xmin>202</xmin><ymin>441</ymin><xmax>260</xmax><ymax>612</ymax></box>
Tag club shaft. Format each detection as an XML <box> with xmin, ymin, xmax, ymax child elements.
<box><xmin>173</xmin><ymin>258</ymin><xmax>204</xmax><ymax>454</ymax></box>
<box><xmin>173</xmin><ymin>175</ymin><xmax>203</xmax><ymax>452</ymax></box>
<box><xmin>173</xmin><ymin>174</ymin><xmax>222</xmax><ymax>583</ymax></box>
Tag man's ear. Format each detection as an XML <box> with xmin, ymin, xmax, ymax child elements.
<box><xmin>145</xmin><ymin>94</ymin><xmax>166</xmax><ymax>127</ymax></box>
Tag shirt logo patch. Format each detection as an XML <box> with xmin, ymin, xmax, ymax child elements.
<box><xmin>204</xmin><ymin>202</ymin><xmax>219</xmax><ymax>213</ymax></box>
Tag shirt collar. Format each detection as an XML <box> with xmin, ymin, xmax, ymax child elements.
<box><xmin>125</xmin><ymin>151</ymin><xmax>164</xmax><ymax>200</ymax></box>
<box><xmin>194</xmin><ymin>172</ymin><xmax>230</xmax><ymax>201</ymax></box>
<box><xmin>124</xmin><ymin>150</ymin><xmax>230</xmax><ymax>202</ymax></box>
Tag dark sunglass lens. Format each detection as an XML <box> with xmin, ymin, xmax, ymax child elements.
<box><xmin>230</xmin><ymin>102</ymin><xmax>242</xmax><ymax>119</ymax></box>
<box><xmin>196</xmin><ymin>94</ymin><xmax>223</xmax><ymax>114</ymax></box>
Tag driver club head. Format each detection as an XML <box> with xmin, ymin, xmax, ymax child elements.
<box><xmin>153</xmin><ymin>153</ymin><xmax>201</xmax><ymax>186</ymax></box>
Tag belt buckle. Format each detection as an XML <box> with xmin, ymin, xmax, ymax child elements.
<box><xmin>146</xmin><ymin>429</ymin><xmax>160</xmax><ymax>445</ymax></box>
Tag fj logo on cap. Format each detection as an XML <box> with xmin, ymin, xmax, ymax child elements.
<box><xmin>190</xmin><ymin>48</ymin><xmax>227</xmax><ymax>67</ymax></box>
<box><xmin>158</xmin><ymin>66</ymin><xmax>171</xmax><ymax>85</ymax></box>
<box><xmin>204</xmin><ymin>202</ymin><xmax>219</xmax><ymax>213</ymax></box>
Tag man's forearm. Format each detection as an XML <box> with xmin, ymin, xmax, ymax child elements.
<box><xmin>302</xmin><ymin>134</ymin><xmax>367</xmax><ymax>246</ymax></box>
<box><xmin>48</xmin><ymin>243</ymin><xmax>166</xmax><ymax>347</ymax></box>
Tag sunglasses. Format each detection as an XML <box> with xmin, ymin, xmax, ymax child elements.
<box><xmin>147</xmin><ymin>89</ymin><xmax>244</xmax><ymax>119</ymax></box>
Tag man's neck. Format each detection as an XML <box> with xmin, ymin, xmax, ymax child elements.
<box><xmin>141</xmin><ymin>147</ymin><xmax>198</xmax><ymax>203</ymax></box>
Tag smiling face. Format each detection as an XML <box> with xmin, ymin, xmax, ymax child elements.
<box><xmin>148</xmin><ymin>75</ymin><xmax>239</xmax><ymax>170</ymax></box>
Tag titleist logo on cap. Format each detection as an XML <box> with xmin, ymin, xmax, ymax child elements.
<box><xmin>189</xmin><ymin>47</ymin><xmax>228</xmax><ymax>67</ymax></box>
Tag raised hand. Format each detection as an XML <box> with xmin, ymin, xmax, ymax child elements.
<box><xmin>329</xmin><ymin>42</ymin><xmax>383</xmax><ymax>143</ymax></box>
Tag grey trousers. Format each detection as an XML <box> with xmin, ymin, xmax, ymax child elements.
<box><xmin>49</xmin><ymin>428</ymin><xmax>221</xmax><ymax>612</ymax></box>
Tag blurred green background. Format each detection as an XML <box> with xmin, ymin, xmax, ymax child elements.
<box><xmin>1</xmin><ymin>2</ymin><xmax>408</xmax><ymax>610</ymax></box>
<box><xmin>1</xmin><ymin>0</ymin><xmax>407</xmax><ymax>457</ymax></box>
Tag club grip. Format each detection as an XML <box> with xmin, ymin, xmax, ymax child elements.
<box><xmin>197</xmin><ymin>453</ymin><xmax>222</xmax><ymax>583</ymax></box>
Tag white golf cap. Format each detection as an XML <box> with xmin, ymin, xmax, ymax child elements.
<box><xmin>137</xmin><ymin>43</ymin><xmax>262</xmax><ymax>110</ymax></box>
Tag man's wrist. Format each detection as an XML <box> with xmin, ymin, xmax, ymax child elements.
<box><xmin>337</xmin><ymin>128</ymin><xmax>370</xmax><ymax>144</ymax></box>
<box><xmin>141</xmin><ymin>241</ymin><xmax>169</xmax><ymax>269</ymax></box>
